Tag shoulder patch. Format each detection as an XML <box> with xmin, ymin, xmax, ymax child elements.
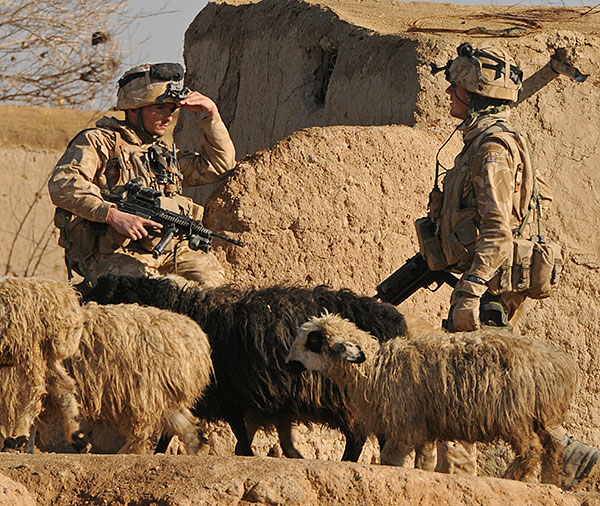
<box><xmin>484</xmin><ymin>155</ymin><xmax>497</xmax><ymax>163</ymax></box>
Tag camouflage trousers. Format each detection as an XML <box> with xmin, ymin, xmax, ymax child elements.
<box><xmin>85</xmin><ymin>242</ymin><xmax>226</xmax><ymax>289</ymax></box>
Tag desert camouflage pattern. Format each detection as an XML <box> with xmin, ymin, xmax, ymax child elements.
<box><xmin>438</xmin><ymin>109</ymin><xmax>535</xmax><ymax>284</ymax></box>
<box><xmin>117</xmin><ymin>63</ymin><xmax>181</xmax><ymax>110</ymax></box>
<box><xmin>48</xmin><ymin>113</ymin><xmax>235</xmax><ymax>282</ymax></box>
<box><xmin>49</xmin><ymin>114</ymin><xmax>234</xmax><ymax>222</ymax></box>
<box><xmin>447</xmin><ymin>47</ymin><xmax>521</xmax><ymax>102</ymax></box>
<box><xmin>85</xmin><ymin>241</ymin><xmax>226</xmax><ymax>289</ymax></box>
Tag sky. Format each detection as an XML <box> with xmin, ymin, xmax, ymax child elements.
<box><xmin>126</xmin><ymin>0</ymin><xmax>592</xmax><ymax>67</ymax></box>
<box><xmin>124</xmin><ymin>1</ymin><xmax>209</xmax><ymax>65</ymax></box>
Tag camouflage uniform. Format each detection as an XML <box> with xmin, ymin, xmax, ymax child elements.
<box><xmin>439</xmin><ymin>108</ymin><xmax>532</xmax><ymax>325</ymax></box>
<box><xmin>430</xmin><ymin>44</ymin><xmax>600</xmax><ymax>487</ymax></box>
<box><xmin>48</xmin><ymin>65</ymin><xmax>236</xmax><ymax>288</ymax></box>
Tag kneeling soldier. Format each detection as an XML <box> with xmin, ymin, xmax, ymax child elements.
<box><xmin>49</xmin><ymin>62</ymin><xmax>236</xmax><ymax>288</ymax></box>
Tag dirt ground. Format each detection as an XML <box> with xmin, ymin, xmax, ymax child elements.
<box><xmin>0</xmin><ymin>0</ymin><xmax>600</xmax><ymax>504</ymax></box>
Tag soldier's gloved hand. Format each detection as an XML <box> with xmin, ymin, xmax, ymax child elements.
<box><xmin>452</xmin><ymin>295</ymin><xmax>481</xmax><ymax>332</ymax></box>
<box><xmin>450</xmin><ymin>277</ymin><xmax>489</xmax><ymax>332</ymax></box>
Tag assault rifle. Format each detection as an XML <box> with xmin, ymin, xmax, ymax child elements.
<box><xmin>375</xmin><ymin>253</ymin><xmax>458</xmax><ymax>306</ymax></box>
<box><xmin>102</xmin><ymin>178</ymin><xmax>244</xmax><ymax>258</ymax></box>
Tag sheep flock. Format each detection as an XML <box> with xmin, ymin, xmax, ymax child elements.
<box><xmin>0</xmin><ymin>274</ymin><xmax>579</xmax><ymax>488</ymax></box>
<box><xmin>286</xmin><ymin>312</ymin><xmax>576</xmax><ymax>486</ymax></box>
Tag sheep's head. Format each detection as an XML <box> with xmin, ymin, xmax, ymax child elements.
<box><xmin>286</xmin><ymin>313</ymin><xmax>369</xmax><ymax>374</ymax></box>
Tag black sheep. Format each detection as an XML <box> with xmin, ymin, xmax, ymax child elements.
<box><xmin>84</xmin><ymin>275</ymin><xmax>407</xmax><ymax>461</ymax></box>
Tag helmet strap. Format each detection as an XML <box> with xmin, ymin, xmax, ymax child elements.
<box><xmin>451</xmin><ymin>83</ymin><xmax>470</xmax><ymax>108</ymax></box>
<box><xmin>124</xmin><ymin>109</ymin><xmax>158</xmax><ymax>143</ymax></box>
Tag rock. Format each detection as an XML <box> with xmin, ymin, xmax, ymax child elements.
<box><xmin>0</xmin><ymin>473</ymin><xmax>36</xmax><ymax>506</ymax></box>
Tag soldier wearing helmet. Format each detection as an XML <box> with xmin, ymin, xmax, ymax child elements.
<box><xmin>427</xmin><ymin>44</ymin><xmax>599</xmax><ymax>488</ymax></box>
<box><xmin>428</xmin><ymin>43</ymin><xmax>530</xmax><ymax>332</ymax></box>
<box><xmin>48</xmin><ymin>62</ymin><xmax>236</xmax><ymax>288</ymax></box>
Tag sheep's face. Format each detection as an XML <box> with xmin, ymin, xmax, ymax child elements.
<box><xmin>286</xmin><ymin>313</ymin><xmax>366</xmax><ymax>374</ymax></box>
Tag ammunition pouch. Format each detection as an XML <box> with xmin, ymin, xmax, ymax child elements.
<box><xmin>53</xmin><ymin>209</ymin><xmax>98</xmax><ymax>282</ymax></box>
<box><xmin>55</xmin><ymin>210</ymin><xmax>95</xmax><ymax>260</ymax></box>
<box><xmin>160</xmin><ymin>193</ymin><xmax>204</xmax><ymax>221</ymax></box>
<box><xmin>415</xmin><ymin>217</ymin><xmax>448</xmax><ymax>271</ymax></box>
<box><xmin>527</xmin><ymin>238</ymin><xmax>564</xmax><ymax>298</ymax></box>
<box><xmin>441</xmin><ymin>209</ymin><xmax>479</xmax><ymax>271</ymax></box>
<box><xmin>487</xmin><ymin>237</ymin><xmax>564</xmax><ymax>299</ymax></box>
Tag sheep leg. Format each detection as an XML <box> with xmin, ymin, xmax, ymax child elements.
<box><xmin>243</xmin><ymin>413</ymin><xmax>303</xmax><ymax>458</ymax></box>
<box><xmin>274</xmin><ymin>417</ymin><xmax>303</xmax><ymax>459</ymax></box>
<box><xmin>165</xmin><ymin>408</ymin><xmax>202</xmax><ymax>455</ymax></box>
<box><xmin>340</xmin><ymin>431</ymin><xmax>367</xmax><ymax>462</ymax></box>
<box><xmin>46</xmin><ymin>360</ymin><xmax>91</xmax><ymax>453</ymax></box>
<box><xmin>154</xmin><ymin>433</ymin><xmax>172</xmax><ymax>454</ymax></box>
<box><xmin>25</xmin><ymin>425</ymin><xmax>36</xmax><ymax>454</ymax></box>
<box><xmin>415</xmin><ymin>441</ymin><xmax>437</xmax><ymax>471</ymax></box>
<box><xmin>380</xmin><ymin>438</ymin><xmax>414</xmax><ymax>467</ymax></box>
<box><xmin>118</xmin><ymin>440</ymin><xmax>153</xmax><ymax>454</ymax></box>
<box><xmin>229</xmin><ymin>414</ymin><xmax>254</xmax><ymax>456</ymax></box>
<box><xmin>117</xmin><ymin>433</ymin><xmax>154</xmax><ymax>454</ymax></box>
<box><xmin>538</xmin><ymin>427</ymin><xmax>563</xmax><ymax>486</ymax></box>
<box><xmin>504</xmin><ymin>433</ymin><xmax>543</xmax><ymax>482</ymax></box>
<box><xmin>243</xmin><ymin>415</ymin><xmax>261</xmax><ymax>452</ymax></box>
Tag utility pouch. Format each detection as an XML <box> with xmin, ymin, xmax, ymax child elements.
<box><xmin>511</xmin><ymin>238</ymin><xmax>534</xmax><ymax>292</ymax></box>
<box><xmin>53</xmin><ymin>207</ymin><xmax>72</xmax><ymax>235</ymax></box>
<box><xmin>487</xmin><ymin>246</ymin><xmax>514</xmax><ymax>295</ymax></box>
<box><xmin>528</xmin><ymin>239</ymin><xmax>564</xmax><ymax>299</ymax></box>
<box><xmin>442</xmin><ymin>210</ymin><xmax>479</xmax><ymax>269</ymax></box>
<box><xmin>488</xmin><ymin>237</ymin><xmax>564</xmax><ymax>299</ymax></box>
<box><xmin>96</xmin><ymin>224</ymin><xmax>130</xmax><ymax>254</ymax></box>
<box><xmin>427</xmin><ymin>187</ymin><xmax>444</xmax><ymax>221</ymax></box>
<box><xmin>415</xmin><ymin>217</ymin><xmax>447</xmax><ymax>271</ymax></box>
<box><xmin>159</xmin><ymin>193</ymin><xmax>204</xmax><ymax>221</ymax></box>
<box><xmin>54</xmin><ymin>211</ymin><xmax>98</xmax><ymax>260</ymax></box>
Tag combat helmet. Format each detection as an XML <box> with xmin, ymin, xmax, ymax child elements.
<box><xmin>116</xmin><ymin>62</ymin><xmax>190</xmax><ymax>110</ymax></box>
<box><xmin>433</xmin><ymin>43</ymin><xmax>523</xmax><ymax>102</ymax></box>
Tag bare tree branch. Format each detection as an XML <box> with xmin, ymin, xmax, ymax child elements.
<box><xmin>0</xmin><ymin>0</ymin><xmax>137</xmax><ymax>108</ymax></box>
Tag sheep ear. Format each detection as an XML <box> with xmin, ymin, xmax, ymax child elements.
<box><xmin>331</xmin><ymin>342</ymin><xmax>366</xmax><ymax>364</ymax></box>
<box><xmin>305</xmin><ymin>330</ymin><xmax>325</xmax><ymax>353</ymax></box>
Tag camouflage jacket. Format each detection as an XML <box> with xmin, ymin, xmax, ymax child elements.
<box><xmin>48</xmin><ymin>113</ymin><xmax>235</xmax><ymax>258</ymax></box>
<box><xmin>49</xmin><ymin>114</ymin><xmax>235</xmax><ymax>223</ymax></box>
<box><xmin>438</xmin><ymin>109</ymin><xmax>541</xmax><ymax>282</ymax></box>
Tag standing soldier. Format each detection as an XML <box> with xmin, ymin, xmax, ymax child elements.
<box><xmin>49</xmin><ymin>62</ymin><xmax>236</xmax><ymax>288</ymax></box>
<box><xmin>420</xmin><ymin>43</ymin><xmax>599</xmax><ymax>489</ymax></box>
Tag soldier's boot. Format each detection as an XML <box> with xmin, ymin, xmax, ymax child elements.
<box><xmin>561</xmin><ymin>434</ymin><xmax>600</xmax><ymax>490</ymax></box>
<box><xmin>436</xmin><ymin>441</ymin><xmax>477</xmax><ymax>475</ymax></box>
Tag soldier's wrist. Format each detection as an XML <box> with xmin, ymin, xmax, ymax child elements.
<box><xmin>458</xmin><ymin>277</ymin><xmax>489</xmax><ymax>298</ymax></box>
<box><xmin>100</xmin><ymin>203</ymin><xmax>117</xmax><ymax>223</ymax></box>
<box><xmin>465</xmin><ymin>274</ymin><xmax>486</xmax><ymax>285</ymax></box>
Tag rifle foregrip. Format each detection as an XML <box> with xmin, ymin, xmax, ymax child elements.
<box><xmin>152</xmin><ymin>228</ymin><xmax>175</xmax><ymax>258</ymax></box>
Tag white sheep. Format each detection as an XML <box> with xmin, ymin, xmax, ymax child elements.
<box><xmin>286</xmin><ymin>313</ymin><xmax>576</xmax><ymax>485</ymax></box>
<box><xmin>0</xmin><ymin>277</ymin><xmax>83</xmax><ymax>451</ymax></box>
<box><xmin>38</xmin><ymin>302</ymin><xmax>214</xmax><ymax>454</ymax></box>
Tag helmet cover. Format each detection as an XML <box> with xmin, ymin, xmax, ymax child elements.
<box><xmin>116</xmin><ymin>62</ymin><xmax>190</xmax><ymax>110</ymax></box>
<box><xmin>445</xmin><ymin>44</ymin><xmax>522</xmax><ymax>102</ymax></box>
